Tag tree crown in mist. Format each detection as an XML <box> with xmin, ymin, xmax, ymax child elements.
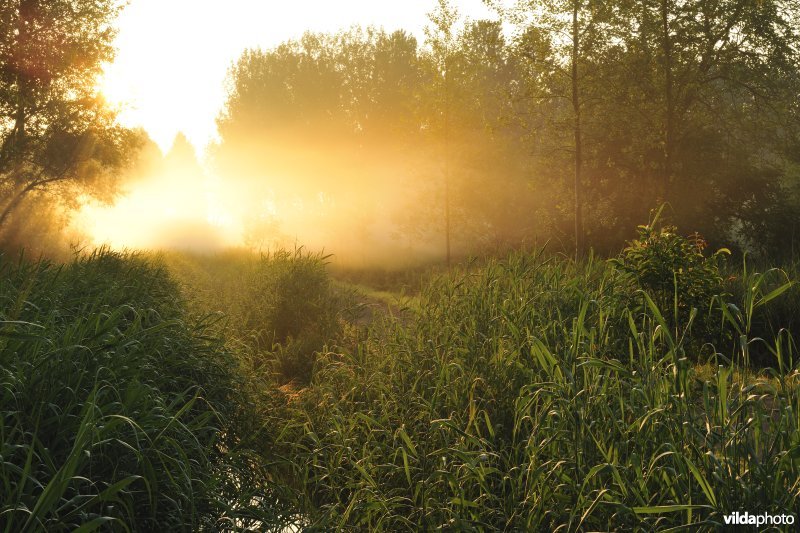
<box><xmin>215</xmin><ymin>1</ymin><xmax>800</xmax><ymax>259</ymax></box>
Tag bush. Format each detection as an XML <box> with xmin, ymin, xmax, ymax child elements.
<box><xmin>611</xmin><ymin>209</ymin><xmax>728</xmax><ymax>351</ymax></box>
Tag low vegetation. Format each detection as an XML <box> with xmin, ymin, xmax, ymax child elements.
<box><xmin>2</xmin><ymin>224</ymin><xmax>799</xmax><ymax>530</ymax></box>
<box><xmin>269</xmin><ymin>229</ymin><xmax>799</xmax><ymax>530</ymax></box>
<box><xmin>0</xmin><ymin>250</ymin><xmax>287</xmax><ymax>530</ymax></box>
<box><xmin>163</xmin><ymin>248</ymin><xmax>357</xmax><ymax>385</ymax></box>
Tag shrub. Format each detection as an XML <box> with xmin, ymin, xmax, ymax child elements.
<box><xmin>611</xmin><ymin>209</ymin><xmax>728</xmax><ymax>350</ymax></box>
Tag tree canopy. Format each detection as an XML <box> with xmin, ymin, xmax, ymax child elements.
<box><xmin>215</xmin><ymin>1</ymin><xmax>800</xmax><ymax>259</ymax></box>
<box><xmin>0</xmin><ymin>0</ymin><xmax>138</xmax><ymax>239</ymax></box>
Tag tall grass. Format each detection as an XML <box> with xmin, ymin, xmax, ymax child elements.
<box><xmin>269</xmin><ymin>250</ymin><xmax>800</xmax><ymax>530</ymax></box>
<box><xmin>3</xmin><ymin>243</ymin><xmax>798</xmax><ymax>530</ymax></box>
<box><xmin>0</xmin><ymin>249</ymin><xmax>293</xmax><ymax>531</ymax></box>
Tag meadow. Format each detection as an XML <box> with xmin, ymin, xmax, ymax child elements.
<box><xmin>2</xmin><ymin>220</ymin><xmax>799</xmax><ymax>531</ymax></box>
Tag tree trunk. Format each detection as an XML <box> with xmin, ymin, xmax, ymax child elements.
<box><xmin>14</xmin><ymin>0</ymin><xmax>30</xmax><ymax>152</ymax></box>
<box><xmin>661</xmin><ymin>0</ymin><xmax>674</xmax><ymax>202</ymax></box>
<box><xmin>571</xmin><ymin>1</ymin><xmax>584</xmax><ymax>259</ymax></box>
<box><xmin>444</xmin><ymin>46</ymin><xmax>452</xmax><ymax>267</ymax></box>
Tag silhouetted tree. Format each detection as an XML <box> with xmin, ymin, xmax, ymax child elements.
<box><xmin>0</xmin><ymin>0</ymin><xmax>139</xmax><ymax>234</ymax></box>
<box><xmin>216</xmin><ymin>2</ymin><xmax>800</xmax><ymax>260</ymax></box>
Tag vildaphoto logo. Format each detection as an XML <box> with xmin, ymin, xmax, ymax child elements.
<box><xmin>723</xmin><ymin>511</ymin><xmax>795</xmax><ymax>526</ymax></box>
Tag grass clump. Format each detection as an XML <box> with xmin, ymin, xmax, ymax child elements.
<box><xmin>164</xmin><ymin>248</ymin><xmax>355</xmax><ymax>385</ymax></box>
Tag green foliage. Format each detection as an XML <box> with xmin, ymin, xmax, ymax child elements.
<box><xmin>164</xmin><ymin>248</ymin><xmax>355</xmax><ymax>384</ymax></box>
<box><xmin>616</xmin><ymin>226</ymin><xmax>724</xmax><ymax>304</ymax></box>
<box><xmin>719</xmin><ymin>260</ymin><xmax>798</xmax><ymax>369</ymax></box>
<box><xmin>611</xmin><ymin>209</ymin><xmax>729</xmax><ymax>348</ymax></box>
<box><xmin>247</xmin><ymin>248</ymin><xmax>350</xmax><ymax>384</ymax></box>
<box><xmin>260</xmin><ymin>249</ymin><xmax>800</xmax><ymax>530</ymax></box>
<box><xmin>0</xmin><ymin>250</ymin><xmax>287</xmax><ymax>531</ymax></box>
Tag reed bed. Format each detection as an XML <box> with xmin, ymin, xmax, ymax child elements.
<box><xmin>273</xmin><ymin>250</ymin><xmax>800</xmax><ymax>530</ymax></box>
<box><xmin>2</xmin><ymin>243</ymin><xmax>799</xmax><ymax>530</ymax></box>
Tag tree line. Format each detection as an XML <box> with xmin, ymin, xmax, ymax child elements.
<box><xmin>215</xmin><ymin>0</ymin><xmax>800</xmax><ymax>259</ymax></box>
<box><xmin>1</xmin><ymin>0</ymin><xmax>798</xmax><ymax>260</ymax></box>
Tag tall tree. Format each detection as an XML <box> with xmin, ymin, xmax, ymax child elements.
<box><xmin>425</xmin><ymin>0</ymin><xmax>460</xmax><ymax>266</ymax></box>
<box><xmin>215</xmin><ymin>28</ymin><xmax>430</xmax><ymax>259</ymax></box>
<box><xmin>569</xmin><ymin>0</ymin><xmax>584</xmax><ymax>258</ymax></box>
<box><xmin>496</xmin><ymin>0</ymin><xmax>610</xmax><ymax>258</ymax></box>
<box><xmin>0</xmin><ymin>0</ymin><xmax>138</xmax><ymax>232</ymax></box>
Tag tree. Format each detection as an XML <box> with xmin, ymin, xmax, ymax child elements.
<box><xmin>498</xmin><ymin>0</ymin><xmax>800</xmax><ymax>255</ymax></box>
<box><xmin>424</xmin><ymin>0</ymin><xmax>460</xmax><ymax>266</ymax></box>
<box><xmin>608</xmin><ymin>0</ymin><xmax>800</xmax><ymax>252</ymax></box>
<box><xmin>445</xmin><ymin>20</ymin><xmax>536</xmax><ymax>251</ymax></box>
<box><xmin>494</xmin><ymin>0</ymin><xmax>614</xmax><ymax>258</ymax></box>
<box><xmin>215</xmin><ymin>28</ymin><xmax>431</xmax><ymax>261</ymax></box>
<box><xmin>0</xmin><ymin>0</ymin><xmax>138</xmax><ymax>233</ymax></box>
<box><xmin>568</xmin><ymin>0</ymin><xmax>584</xmax><ymax>258</ymax></box>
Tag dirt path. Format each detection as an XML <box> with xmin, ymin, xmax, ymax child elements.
<box><xmin>341</xmin><ymin>282</ymin><xmax>417</xmax><ymax>327</ymax></box>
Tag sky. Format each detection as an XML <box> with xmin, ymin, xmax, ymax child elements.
<box><xmin>100</xmin><ymin>0</ymin><xmax>498</xmax><ymax>155</ymax></box>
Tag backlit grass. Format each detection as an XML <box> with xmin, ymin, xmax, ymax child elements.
<box><xmin>2</xmin><ymin>242</ymin><xmax>798</xmax><ymax>530</ymax></box>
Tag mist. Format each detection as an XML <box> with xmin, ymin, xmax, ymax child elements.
<box><xmin>72</xmin><ymin>24</ymin><xmax>553</xmax><ymax>266</ymax></box>
<box><xmin>58</xmin><ymin>8</ymin><xmax>800</xmax><ymax>265</ymax></box>
<box><xmin>74</xmin><ymin>128</ymin><xmax>452</xmax><ymax>266</ymax></box>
